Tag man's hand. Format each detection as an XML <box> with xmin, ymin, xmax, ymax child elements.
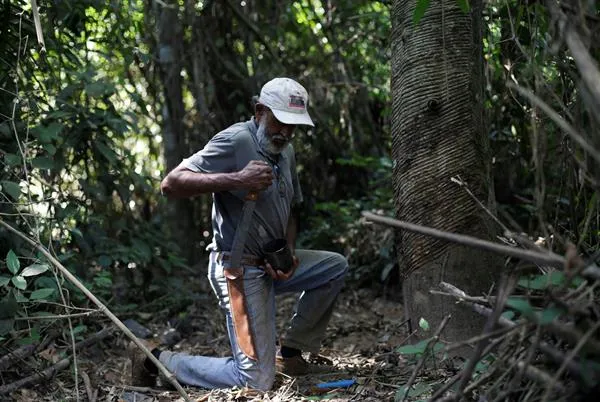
<box><xmin>238</xmin><ymin>160</ymin><xmax>273</xmax><ymax>191</ymax></box>
<box><xmin>263</xmin><ymin>255</ymin><xmax>299</xmax><ymax>281</ymax></box>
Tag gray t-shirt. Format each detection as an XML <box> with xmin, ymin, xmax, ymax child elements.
<box><xmin>182</xmin><ymin>118</ymin><xmax>303</xmax><ymax>256</ymax></box>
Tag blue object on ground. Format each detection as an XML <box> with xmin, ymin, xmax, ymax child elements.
<box><xmin>315</xmin><ymin>379</ymin><xmax>356</xmax><ymax>389</ymax></box>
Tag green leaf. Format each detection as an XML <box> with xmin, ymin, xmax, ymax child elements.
<box><xmin>419</xmin><ymin>317</ymin><xmax>430</xmax><ymax>331</ymax></box>
<box><xmin>14</xmin><ymin>290</ymin><xmax>28</xmax><ymax>302</ymax></box>
<box><xmin>11</xmin><ymin>276</ymin><xmax>27</xmax><ymax>290</ymax></box>
<box><xmin>98</xmin><ymin>255</ymin><xmax>112</xmax><ymax>268</ymax></box>
<box><xmin>413</xmin><ymin>0</ymin><xmax>431</xmax><ymax>25</ymax></box>
<box><xmin>1</xmin><ymin>181</ymin><xmax>21</xmax><ymax>200</ymax></box>
<box><xmin>6</xmin><ymin>250</ymin><xmax>20</xmax><ymax>274</ymax></box>
<box><xmin>457</xmin><ymin>0</ymin><xmax>470</xmax><ymax>12</ymax></box>
<box><xmin>42</xmin><ymin>143</ymin><xmax>57</xmax><ymax>156</ymax></box>
<box><xmin>501</xmin><ymin>311</ymin><xmax>515</xmax><ymax>320</ymax></box>
<box><xmin>506</xmin><ymin>297</ymin><xmax>534</xmax><ymax>318</ymax></box>
<box><xmin>85</xmin><ymin>81</ymin><xmax>115</xmax><ymax>97</ymax></box>
<box><xmin>3</xmin><ymin>153</ymin><xmax>21</xmax><ymax>166</ymax></box>
<box><xmin>29</xmin><ymin>288</ymin><xmax>56</xmax><ymax>300</ymax></box>
<box><xmin>0</xmin><ymin>292</ymin><xmax>18</xmax><ymax>318</ymax></box>
<box><xmin>95</xmin><ymin>141</ymin><xmax>117</xmax><ymax>165</ymax></box>
<box><xmin>17</xmin><ymin>327</ymin><xmax>40</xmax><ymax>345</ymax></box>
<box><xmin>93</xmin><ymin>275</ymin><xmax>112</xmax><ymax>288</ymax></box>
<box><xmin>538</xmin><ymin>306</ymin><xmax>564</xmax><ymax>324</ymax></box>
<box><xmin>0</xmin><ymin>319</ymin><xmax>14</xmax><ymax>336</ymax></box>
<box><xmin>395</xmin><ymin>382</ymin><xmax>433</xmax><ymax>401</ymax></box>
<box><xmin>31</xmin><ymin>157</ymin><xmax>54</xmax><ymax>170</ymax></box>
<box><xmin>21</xmin><ymin>264</ymin><xmax>50</xmax><ymax>277</ymax></box>
<box><xmin>0</xmin><ymin>276</ymin><xmax>10</xmax><ymax>287</ymax></box>
<box><xmin>518</xmin><ymin>271</ymin><xmax>566</xmax><ymax>290</ymax></box>
<box><xmin>397</xmin><ymin>339</ymin><xmax>429</xmax><ymax>355</ymax></box>
<box><xmin>72</xmin><ymin>324</ymin><xmax>87</xmax><ymax>335</ymax></box>
<box><xmin>34</xmin><ymin>123</ymin><xmax>62</xmax><ymax>143</ymax></box>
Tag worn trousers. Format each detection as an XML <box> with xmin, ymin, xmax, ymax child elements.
<box><xmin>158</xmin><ymin>249</ymin><xmax>348</xmax><ymax>390</ymax></box>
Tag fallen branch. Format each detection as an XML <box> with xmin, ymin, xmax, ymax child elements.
<box><xmin>400</xmin><ymin>314</ymin><xmax>451</xmax><ymax>402</ymax></box>
<box><xmin>512</xmin><ymin>358</ymin><xmax>566</xmax><ymax>394</ymax></box>
<box><xmin>0</xmin><ymin>327</ymin><xmax>114</xmax><ymax>395</ymax></box>
<box><xmin>456</xmin><ymin>275</ymin><xmax>515</xmax><ymax>398</ymax></box>
<box><xmin>541</xmin><ymin>320</ymin><xmax>600</xmax><ymax>402</ymax></box>
<box><xmin>439</xmin><ymin>282</ymin><xmax>593</xmax><ymax>381</ymax></box>
<box><xmin>0</xmin><ymin>218</ymin><xmax>191</xmax><ymax>402</ymax></box>
<box><xmin>0</xmin><ymin>331</ymin><xmax>56</xmax><ymax>371</ymax></box>
<box><xmin>0</xmin><ymin>358</ymin><xmax>70</xmax><ymax>395</ymax></box>
<box><xmin>362</xmin><ymin>211</ymin><xmax>600</xmax><ymax>281</ymax></box>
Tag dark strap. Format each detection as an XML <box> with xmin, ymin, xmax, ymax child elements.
<box><xmin>220</xmin><ymin>252</ymin><xmax>264</xmax><ymax>267</ymax></box>
<box><xmin>224</xmin><ymin>190</ymin><xmax>259</xmax><ymax>361</ymax></box>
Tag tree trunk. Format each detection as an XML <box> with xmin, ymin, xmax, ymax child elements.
<box><xmin>156</xmin><ymin>2</ymin><xmax>197</xmax><ymax>263</ymax></box>
<box><xmin>391</xmin><ymin>0</ymin><xmax>499</xmax><ymax>345</ymax></box>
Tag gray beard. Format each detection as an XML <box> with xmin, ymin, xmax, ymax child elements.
<box><xmin>257</xmin><ymin>117</ymin><xmax>288</xmax><ymax>156</ymax></box>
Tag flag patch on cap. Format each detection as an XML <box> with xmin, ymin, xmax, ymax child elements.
<box><xmin>288</xmin><ymin>95</ymin><xmax>306</xmax><ymax>109</ymax></box>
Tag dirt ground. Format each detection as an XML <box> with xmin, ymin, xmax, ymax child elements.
<box><xmin>5</xmin><ymin>281</ymin><xmax>428</xmax><ymax>402</ymax></box>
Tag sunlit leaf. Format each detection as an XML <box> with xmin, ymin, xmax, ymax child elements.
<box><xmin>21</xmin><ymin>264</ymin><xmax>50</xmax><ymax>277</ymax></box>
<box><xmin>11</xmin><ymin>276</ymin><xmax>27</xmax><ymax>290</ymax></box>
<box><xmin>29</xmin><ymin>288</ymin><xmax>56</xmax><ymax>300</ymax></box>
<box><xmin>6</xmin><ymin>250</ymin><xmax>20</xmax><ymax>274</ymax></box>
<box><xmin>419</xmin><ymin>317</ymin><xmax>430</xmax><ymax>331</ymax></box>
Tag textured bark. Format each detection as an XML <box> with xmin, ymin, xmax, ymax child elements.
<box><xmin>156</xmin><ymin>2</ymin><xmax>197</xmax><ymax>263</ymax></box>
<box><xmin>391</xmin><ymin>0</ymin><xmax>499</xmax><ymax>345</ymax></box>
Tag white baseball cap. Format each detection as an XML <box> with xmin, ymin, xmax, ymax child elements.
<box><xmin>258</xmin><ymin>77</ymin><xmax>314</xmax><ymax>127</ymax></box>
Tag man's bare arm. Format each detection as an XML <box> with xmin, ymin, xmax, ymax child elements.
<box><xmin>161</xmin><ymin>160</ymin><xmax>273</xmax><ymax>198</ymax></box>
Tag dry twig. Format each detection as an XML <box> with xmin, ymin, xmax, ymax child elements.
<box><xmin>0</xmin><ymin>218</ymin><xmax>192</xmax><ymax>402</ymax></box>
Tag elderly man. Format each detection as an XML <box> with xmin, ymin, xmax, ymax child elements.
<box><xmin>131</xmin><ymin>77</ymin><xmax>348</xmax><ymax>390</ymax></box>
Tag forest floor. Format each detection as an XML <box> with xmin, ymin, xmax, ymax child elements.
<box><xmin>4</xmin><ymin>272</ymin><xmax>451</xmax><ymax>402</ymax></box>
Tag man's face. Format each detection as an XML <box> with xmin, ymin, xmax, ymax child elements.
<box><xmin>257</xmin><ymin>110</ymin><xmax>296</xmax><ymax>155</ymax></box>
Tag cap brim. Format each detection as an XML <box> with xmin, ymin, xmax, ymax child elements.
<box><xmin>271</xmin><ymin>108</ymin><xmax>314</xmax><ymax>127</ymax></box>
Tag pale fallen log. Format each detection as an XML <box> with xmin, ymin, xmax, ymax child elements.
<box><xmin>361</xmin><ymin>211</ymin><xmax>600</xmax><ymax>281</ymax></box>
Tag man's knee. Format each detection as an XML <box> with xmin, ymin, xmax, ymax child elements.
<box><xmin>243</xmin><ymin>369</ymin><xmax>275</xmax><ymax>391</ymax></box>
<box><xmin>239</xmin><ymin>362</ymin><xmax>275</xmax><ymax>391</ymax></box>
<box><xmin>331</xmin><ymin>252</ymin><xmax>349</xmax><ymax>278</ymax></box>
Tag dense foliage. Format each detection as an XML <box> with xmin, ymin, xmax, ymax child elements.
<box><xmin>0</xmin><ymin>1</ymin><xmax>599</xmax><ymax>396</ymax></box>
